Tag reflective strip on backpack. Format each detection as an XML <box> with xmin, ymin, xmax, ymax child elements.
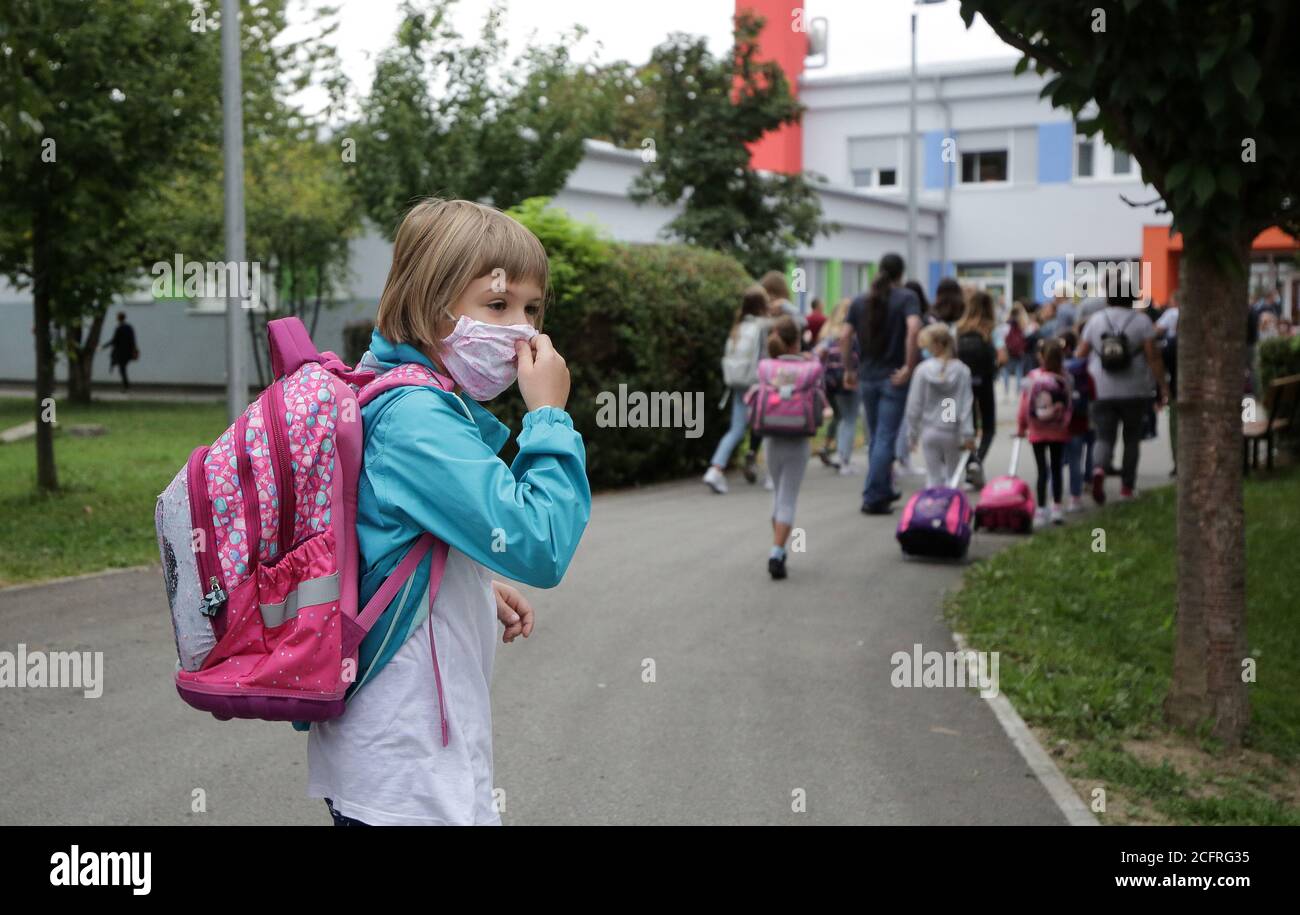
<box><xmin>260</xmin><ymin>572</ymin><xmax>340</xmax><ymax>628</ymax></box>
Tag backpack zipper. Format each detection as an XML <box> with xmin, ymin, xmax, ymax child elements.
<box><xmin>262</xmin><ymin>382</ymin><xmax>296</xmax><ymax>558</ymax></box>
<box><xmin>186</xmin><ymin>446</ymin><xmax>227</xmax><ymax>627</ymax></box>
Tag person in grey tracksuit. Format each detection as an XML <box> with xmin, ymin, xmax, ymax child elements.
<box><xmin>904</xmin><ymin>325</ymin><xmax>976</xmax><ymax>488</ymax></box>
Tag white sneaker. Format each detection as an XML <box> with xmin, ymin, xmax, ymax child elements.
<box><xmin>1033</xmin><ymin>507</ymin><xmax>1050</xmax><ymax>530</ymax></box>
<box><xmin>1066</xmin><ymin>496</ymin><xmax>1084</xmax><ymax>513</ymax></box>
<box><xmin>702</xmin><ymin>466</ymin><xmax>728</xmax><ymax>494</ymax></box>
<box><xmin>1050</xmin><ymin>503</ymin><xmax>1064</xmax><ymax>525</ymax></box>
<box><xmin>837</xmin><ymin>463</ymin><xmax>855</xmax><ymax>476</ymax></box>
<box><xmin>763</xmin><ymin>474</ymin><xmax>775</xmax><ymax>491</ymax></box>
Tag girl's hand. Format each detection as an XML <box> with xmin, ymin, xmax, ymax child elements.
<box><xmin>516</xmin><ymin>334</ymin><xmax>570</xmax><ymax>412</ymax></box>
<box><xmin>492</xmin><ymin>580</ymin><xmax>535</xmax><ymax>643</ymax></box>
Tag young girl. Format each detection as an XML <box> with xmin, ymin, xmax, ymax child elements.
<box><xmin>904</xmin><ymin>324</ymin><xmax>975</xmax><ymax>488</ymax></box>
<box><xmin>1060</xmin><ymin>330</ymin><xmax>1097</xmax><ymax>512</ymax></box>
<box><xmin>703</xmin><ymin>284</ymin><xmax>772</xmax><ymax>494</ymax></box>
<box><xmin>760</xmin><ymin>317</ymin><xmax>821</xmax><ymax>580</ymax></box>
<box><xmin>1017</xmin><ymin>336</ymin><xmax>1074</xmax><ymax>527</ymax></box>
<box><xmin>307</xmin><ymin>199</ymin><xmax>591</xmax><ymax>826</ymax></box>
<box><xmin>955</xmin><ymin>289</ymin><xmax>1004</xmax><ymax>471</ymax></box>
<box><xmin>813</xmin><ymin>297</ymin><xmax>857</xmax><ymax>471</ymax></box>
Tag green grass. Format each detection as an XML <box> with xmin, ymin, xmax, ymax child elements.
<box><xmin>0</xmin><ymin>397</ymin><xmax>228</xmax><ymax>585</ymax></box>
<box><xmin>946</xmin><ymin>468</ymin><xmax>1300</xmax><ymax>825</ymax></box>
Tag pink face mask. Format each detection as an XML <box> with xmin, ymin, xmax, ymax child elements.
<box><xmin>437</xmin><ymin>315</ymin><xmax>538</xmax><ymax>401</ymax></box>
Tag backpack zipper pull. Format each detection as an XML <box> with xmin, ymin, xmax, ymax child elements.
<box><xmin>200</xmin><ymin>576</ymin><xmax>227</xmax><ymax>617</ymax></box>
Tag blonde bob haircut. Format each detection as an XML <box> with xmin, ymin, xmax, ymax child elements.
<box><xmin>375</xmin><ymin>198</ymin><xmax>550</xmax><ymax>351</ymax></box>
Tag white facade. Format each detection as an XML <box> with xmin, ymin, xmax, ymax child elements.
<box><xmin>800</xmin><ymin>57</ymin><xmax>1173</xmax><ymax>307</ymax></box>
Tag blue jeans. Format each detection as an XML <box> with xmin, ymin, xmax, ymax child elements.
<box><xmin>1063</xmin><ymin>431</ymin><xmax>1095</xmax><ymax>498</ymax></box>
<box><xmin>860</xmin><ymin>374</ymin><xmax>908</xmax><ymax>506</ymax></box>
<box><xmin>709</xmin><ymin>388</ymin><xmax>750</xmax><ymax>468</ymax></box>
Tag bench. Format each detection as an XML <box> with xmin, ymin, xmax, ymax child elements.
<box><xmin>1244</xmin><ymin>373</ymin><xmax>1300</xmax><ymax>472</ymax></box>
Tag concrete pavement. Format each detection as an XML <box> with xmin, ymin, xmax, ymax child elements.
<box><xmin>0</xmin><ymin>391</ymin><xmax>1175</xmax><ymax>824</ymax></box>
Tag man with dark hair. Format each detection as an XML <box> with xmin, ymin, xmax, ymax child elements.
<box><xmin>103</xmin><ymin>311</ymin><xmax>138</xmax><ymax>390</ymax></box>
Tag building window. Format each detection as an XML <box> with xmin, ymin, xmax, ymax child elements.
<box><xmin>1076</xmin><ymin>136</ymin><xmax>1094</xmax><ymax>177</ymax></box>
<box><xmin>852</xmin><ymin>166</ymin><xmax>898</xmax><ymax>189</ymax></box>
<box><xmin>961</xmin><ymin>150</ymin><xmax>1008</xmax><ymax>183</ymax></box>
<box><xmin>1075</xmin><ymin>133</ymin><xmax>1136</xmax><ymax>180</ymax></box>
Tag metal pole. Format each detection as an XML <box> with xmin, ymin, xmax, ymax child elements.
<box><xmin>907</xmin><ymin>10</ymin><xmax>918</xmax><ymax>281</ymax></box>
<box><xmin>221</xmin><ymin>0</ymin><xmax>247</xmax><ymax>423</ymax></box>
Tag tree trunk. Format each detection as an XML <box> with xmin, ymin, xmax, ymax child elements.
<box><xmin>32</xmin><ymin>207</ymin><xmax>58</xmax><ymax>492</ymax></box>
<box><xmin>64</xmin><ymin>313</ymin><xmax>106</xmax><ymax>404</ymax></box>
<box><xmin>1164</xmin><ymin>237</ymin><xmax>1251</xmax><ymax>745</ymax></box>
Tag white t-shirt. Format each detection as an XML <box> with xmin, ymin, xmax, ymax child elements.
<box><xmin>307</xmin><ymin>547</ymin><xmax>501</xmax><ymax>825</ymax></box>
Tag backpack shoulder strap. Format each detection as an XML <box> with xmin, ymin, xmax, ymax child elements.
<box><xmin>341</xmin><ymin>532</ymin><xmax>449</xmax><ymax>657</ymax></box>
<box><xmin>356</xmin><ymin>362</ymin><xmax>456</xmax><ymax>407</ymax></box>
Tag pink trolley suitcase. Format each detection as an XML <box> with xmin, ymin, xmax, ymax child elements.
<box><xmin>974</xmin><ymin>436</ymin><xmax>1036</xmax><ymax>534</ymax></box>
<box><xmin>896</xmin><ymin>451</ymin><xmax>974</xmax><ymax>559</ymax></box>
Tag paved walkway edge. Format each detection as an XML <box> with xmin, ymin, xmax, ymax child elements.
<box><xmin>952</xmin><ymin>630</ymin><xmax>1100</xmax><ymax>826</ymax></box>
<box><xmin>0</xmin><ymin>564</ymin><xmax>155</xmax><ymax>595</ymax></box>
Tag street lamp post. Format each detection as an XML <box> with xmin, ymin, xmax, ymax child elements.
<box><xmin>221</xmin><ymin>0</ymin><xmax>247</xmax><ymax>423</ymax></box>
<box><xmin>908</xmin><ymin>0</ymin><xmax>946</xmax><ymax>283</ymax></box>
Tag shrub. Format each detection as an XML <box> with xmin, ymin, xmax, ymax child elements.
<box><xmin>1259</xmin><ymin>334</ymin><xmax>1300</xmax><ymax>392</ymax></box>
<box><xmin>494</xmin><ymin>198</ymin><xmax>753</xmax><ymax>488</ymax></box>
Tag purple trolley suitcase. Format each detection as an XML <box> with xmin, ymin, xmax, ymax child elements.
<box><xmin>896</xmin><ymin>451</ymin><xmax>974</xmax><ymax>559</ymax></box>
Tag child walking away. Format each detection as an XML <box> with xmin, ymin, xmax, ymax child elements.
<box><xmin>1060</xmin><ymin>330</ymin><xmax>1097</xmax><ymax>513</ymax></box>
<box><xmin>905</xmin><ymin>324</ymin><xmax>975</xmax><ymax>489</ymax></box>
<box><xmin>703</xmin><ymin>285</ymin><xmax>772</xmax><ymax>493</ymax></box>
<box><xmin>812</xmin><ymin>298</ymin><xmax>857</xmax><ymax>470</ymax></box>
<box><xmin>746</xmin><ymin>317</ymin><xmax>825</xmax><ymax>580</ymax></box>
<box><xmin>1017</xmin><ymin>337</ymin><xmax>1073</xmax><ymax>527</ymax></box>
<box><xmin>307</xmin><ymin>199</ymin><xmax>591</xmax><ymax>825</ymax></box>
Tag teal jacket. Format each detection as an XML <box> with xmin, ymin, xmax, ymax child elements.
<box><xmin>293</xmin><ymin>330</ymin><xmax>590</xmax><ymax>729</ymax></box>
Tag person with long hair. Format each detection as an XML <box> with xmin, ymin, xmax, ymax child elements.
<box><xmin>703</xmin><ymin>284</ymin><xmax>773</xmax><ymax>493</ymax></box>
<box><xmin>841</xmin><ymin>252</ymin><xmax>923</xmax><ymax>514</ymax></box>
<box><xmin>955</xmin><ymin>289</ymin><xmax>1004</xmax><ymax>469</ymax></box>
<box><xmin>932</xmin><ymin>277</ymin><xmax>965</xmax><ymax>329</ymax></box>
<box><xmin>813</xmin><ymin>298</ymin><xmax>859</xmax><ymax>471</ymax></box>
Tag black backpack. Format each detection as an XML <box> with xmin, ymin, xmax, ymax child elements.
<box><xmin>1099</xmin><ymin>311</ymin><xmax>1135</xmax><ymax>372</ymax></box>
<box><xmin>957</xmin><ymin>330</ymin><xmax>997</xmax><ymax>386</ymax></box>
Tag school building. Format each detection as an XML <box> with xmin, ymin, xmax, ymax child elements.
<box><xmin>2</xmin><ymin>1</ymin><xmax>1295</xmax><ymax>389</ymax></box>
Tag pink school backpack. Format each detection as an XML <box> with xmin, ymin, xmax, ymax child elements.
<box><xmin>745</xmin><ymin>356</ymin><xmax>826</xmax><ymax>436</ymax></box>
<box><xmin>154</xmin><ymin>317</ymin><xmax>453</xmax><ymax>727</ymax></box>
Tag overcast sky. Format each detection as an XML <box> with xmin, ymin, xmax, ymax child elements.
<box><xmin>285</xmin><ymin>0</ymin><xmax>1016</xmax><ymax>114</ymax></box>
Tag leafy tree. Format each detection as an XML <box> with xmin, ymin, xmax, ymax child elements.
<box><xmin>960</xmin><ymin>0</ymin><xmax>1300</xmax><ymax>745</ymax></box>
<box><xmin>0</xmin><ymin>0</ymin><xmax>218</xmax><ymax>490</ymax></box>
<box><xmin>156</xmin><ymin>132</ymin><xmax>364</xmax><ymax>388</ymax></box>
<box><xmin>349</xmin><ymin>0</ymin><xmax>595</xmax><ymax>235</ymax></box>
<box><xmin>630</xmin><ymin>11</ymin><xmax>831</xmax><ymax>278</ymax></box>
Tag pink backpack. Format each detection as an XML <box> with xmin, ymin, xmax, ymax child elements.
<box><xmin>744</xmin><ymin>356</ymin><xmax>826</xmax><ymax>437</ymax></box>
<box><xmin>154</xmin><ymin>317</ymin><xmax>453</xmax><ymax>730</ymax></box>
<box><xmin>1024</xmin><ymin>369</ymin><xmax>1072</xmax><ymax>438</ymax></box>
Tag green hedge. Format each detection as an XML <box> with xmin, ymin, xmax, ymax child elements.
<box><xmin>1259</xmin><ymin>334</ymin><xmax>1300</xmax><ymax>391</ymax></box>
<box><xmin>336</xmin><ymin>199</ymin><xmax>752</xmax><ymax>489</ymax></box>
<box><xmin>492</xmin><ymin>198</ymin><xmax>751</xmax><ymax>488</ymax></box>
